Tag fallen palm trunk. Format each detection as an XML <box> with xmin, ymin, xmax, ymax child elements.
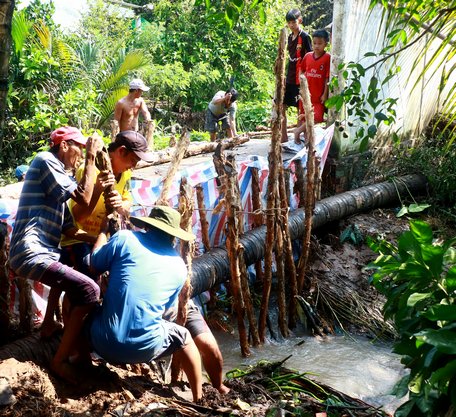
<box><xmin>136</xmin><ymin>136</ymin><xmax>249</xmax><ymax>168</ymax></box>
<box><xmin>190</xmin><ymin>174</ymin><xmax>428</xmax><ymax>297</ymax></box>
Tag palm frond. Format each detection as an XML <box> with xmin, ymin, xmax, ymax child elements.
<box><xmin>99</xmin><ymin>50</ymin><xmax>150</xmax><ymax>93</ymax></box>
<box><xmin>32</xmin><ymin>21</ymin><xmax>52</xmax><ymax>53</ymax></box>
<box><xmin>53</xmin><ymin>38</ymin><xmax>81</xmax><ymax>75</ymax></box>
<box><xmin>11</xmin><ymin>9</ymin><xmax>32</xmax><ymax>57</ymax></box>
<box><xmin>96</xmin><ymin>87</ymin><xmax>129</xmax><ymax>128</ymax></box>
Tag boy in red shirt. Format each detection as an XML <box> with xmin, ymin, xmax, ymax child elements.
<box><xmin>294</xmin><ymin>29</ymin><xmax>331</xmax><ymax>144</ymax></box>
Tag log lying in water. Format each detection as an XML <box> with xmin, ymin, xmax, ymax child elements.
<box><xmin>190</xmin><ymin>174</ymin><xmax>428</xmax><ymax>297</ymax></box>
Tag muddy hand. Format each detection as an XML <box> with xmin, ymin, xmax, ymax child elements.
<box><xmin>96</xmin><ymin>171</ymin><xmax>115</xmax><ymax>191</ymax></box>
<box><xmin>85</xmin><ymin>132</ymin><xmax>104</xmax><ymax>157</ymax></box>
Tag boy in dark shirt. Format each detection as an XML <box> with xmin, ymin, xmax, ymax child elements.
<box><xmin>282</xmin><ymin>9</ymin><xmax>312</xmax><ymax>142</ymax></box>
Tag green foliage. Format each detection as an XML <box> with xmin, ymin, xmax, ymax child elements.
<box><xmin>397</xmin><ymin>120</ymin><xmax>456</xmax><ymax>211</ymax></box>
<box><xmin>367</xmin><ymin>220</ymin><xmax>456</xmax><ymax>417</ymax></box>
<box><xmin>236</xmin><ymin>100</ymin><xmax>271</xmax><ymax>132</ymax></box>
<box><xmin>190</xmin><ymin>130</ymin><xmax>210</xmax><ymax>142</ymax></box>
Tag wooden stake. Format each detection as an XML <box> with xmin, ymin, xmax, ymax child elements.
<box><xmin>275</xmin><ymin>194</ymin><xmax>288</xmax><ymax>338</ymax></box>
<box><xmin>156</xmin><ymin>130</ymin><xmax>190</xmax><ymax>206</ymax></box>
<box><xmin>258</xmin><ymin>28</ymin><xmax>287</xmax><ymax>343</ymax></box>
<box><xmin>294</xmin><ymin>159</ymin><xmax>306</xmax><ymax>208</ymax></box>
<box><xmin>110</xmin><ymin>120</ymin><xmax>119</xmax><ymax>142</ymax></box>
<box><xmin>297</xmin><ymin>75</ymin><xmax>317</xmax><ymax>294</ymax></box>
<box><xmin>145</xmin><ymin>120</ymin><xmax>156</xmax><ymax>151</ymax></box>
<box><xmin>196</xmin><ymin>185</ymin><xmax>211</xmax><ymax>253</ymax></box>
<box><xmin>251</xmin><ymin>167</ymin><xmax>264</xmax><ymax>285</ymax></box>
<box><xmin>0</xmin><ymin>224</ymin><xmax>10</xmax><ymax>339</ymax></box>
<box><xmin>95</xmin><ymin>141</ymin><xmax>124</xmax><ymax>234</ymax></box>
<box><xmin>224</xmin><ymin>156</ymin><xmax>250</xmax><ymax>356</ymax></box>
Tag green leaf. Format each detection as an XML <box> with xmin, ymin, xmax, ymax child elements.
<box><xmin>408</xmin><ymin>203</ymin><xmax>431</xmax><ymax>213</ymax></box>
<box><xmin>359</xmin><ymin>136</ymin><xmax>369</xmax><ymax>152</ymax></box>
<box><xmin>374</xmin><ymin>112</ymin><xmax>389</xmax><ymax>121</ymax></box>
<box><xmin>415</xmin><ymin>328</ymin><xmax>456</xmax><ymax>354</ymax></box>
<box><xmin>396</xmin><ymin>206</ymin><xmax>409</xmax><ymax>217</ymax></box>
<box><xmin>410</xmin><ymin>220</ymin><xmax>433</xmax><ymax>245</ymax></box>
<box><xmin>407</xmin><ymin>292</ymin><xmax>431</xmax><ymax>307</ymax></box>
<box><xmin>423</xmin><ymin>305</ymin><xmax>456</xmax><ymax>321</ymax></box>
<box><xmin>367</xmin><ymin>124</ymin><xmax>377</xmax><ymax>137</ymax></box>
<box><xmin>430</xmin><ymin>359</ymin><xmax>456</xmax><ymax>384</ymax></box>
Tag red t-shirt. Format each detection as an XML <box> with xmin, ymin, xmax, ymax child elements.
<box><xmin>301</xmin><ymin>52</ymin><xmax>331</xmax><ymax>103</ymax></box>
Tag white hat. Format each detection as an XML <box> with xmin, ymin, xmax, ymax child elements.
<box><xmin>129</xmin><ymin>78</ymin><xmax>150</xmax><ymax>91</ymax></box>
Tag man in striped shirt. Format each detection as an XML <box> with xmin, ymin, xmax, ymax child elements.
<box><xmin>9</xmin><ymin>126</ymin><xmax>109</xmax><ymax>383</ymax></box>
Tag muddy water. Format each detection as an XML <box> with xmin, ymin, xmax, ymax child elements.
<box><xmin>216</xmin><ymin>331</ymin><xmax>408</xmax><ymax>414</ymax></box>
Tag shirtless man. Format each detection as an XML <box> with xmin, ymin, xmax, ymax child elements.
<box><xmin>114</xmin><ymin>79</ymin><xmax>152</xmax><ymax>132</ymax></box>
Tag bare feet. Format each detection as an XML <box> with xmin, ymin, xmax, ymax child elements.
<box><xmin>51</xmin><ymin>359</ymin><xmax>82</xmax><ymax>385</ymax></box>
<box><xmin>40</xmin><ymin>320</ymin><xmax>63</xmax><ymax>339</ymax></box>
<box><xmin>217</xmin><ymin>384</ymin><xmax>230</xmax><ymax>394</ymax></box>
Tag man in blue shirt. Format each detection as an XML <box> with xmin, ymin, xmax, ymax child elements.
<box><xmin>89</xmin><ymin>205</ymin><xmax>202</xmax><ymax>402</ymax></box>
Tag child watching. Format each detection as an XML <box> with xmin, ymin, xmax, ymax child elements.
<box><xmin>282</xmin><ymin>9</ymin><xmax>312</xmax><ymax>143</ymax></box>
<box><xmin>294</xmin><ymin>29</ymin><xmax>331</xmax><ymax>144</ymax></box>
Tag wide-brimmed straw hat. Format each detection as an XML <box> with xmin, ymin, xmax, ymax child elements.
<box><xmin>130</xmin><ymin>205</ymin><xmax>195</xmax><ymax>241</ymax></box>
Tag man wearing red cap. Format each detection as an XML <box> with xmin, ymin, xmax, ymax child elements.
<box><xmin>114</xmin><ymin>78</ymin><xmax>152</xmax><ymax>132</ymax></box>
<box><xmin>9</xmin><ymin>126</ymin><xmax>110</xmax><ymax>383</ymax></box>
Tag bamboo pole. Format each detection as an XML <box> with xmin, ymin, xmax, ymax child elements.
<box><xmin>297</xmin><ymin>75</ymin><xmax>316</xmax><ymax>294</ymax></box>
<box><xmin>156</xmin><ymin>130</ymin><xmax>190</xmax><ymax>206</ymax></box>
<box><xmin>258</xmin><ymin>28</ymin><xmax>287</xmax><ymax>343</ymax></box>
<box><xmin>251</xmin><ymin>167</ymin><xmax>264</xmax><ymax>285</ymax></box>
<box><xmin>196</xmin><ymin>185</ymin><xmax>211</xmax><ymax>253</ymax></box>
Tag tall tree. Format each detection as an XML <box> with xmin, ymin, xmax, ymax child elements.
<box><xmin>0</xmin><ymin>0</ymin><xmax>14</xmax><ymax>134</ymax></box>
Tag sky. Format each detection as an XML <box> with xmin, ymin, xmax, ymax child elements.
<box><xmin>18</xmin><ymin>0</ymin><xmax>89</xmax><ymax>29</ymax></box>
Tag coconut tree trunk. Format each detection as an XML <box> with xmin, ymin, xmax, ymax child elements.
<box><xmin>0</xmin><ymin>0</ymin><xmax>14</xmax><ymax>135</ymax></box>
<box><xmin>190</xmin><ymin>174</ymin><xmax>428</xmax><ymax>297</ymax></box>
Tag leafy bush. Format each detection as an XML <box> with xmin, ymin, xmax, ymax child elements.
<box><xmin>367</xmin><ymin>220</ymin><xmax>456</xmax><ymax>417</ymax></box>
<box><xmin>190</xmin><ymin>131</ymin><xmax>210</xmax><ymax>142</ymax></box>
<box><xmin>236</xmin><ymin>101</ymin><xmax>272</xmax><ymax>132</ymax></box>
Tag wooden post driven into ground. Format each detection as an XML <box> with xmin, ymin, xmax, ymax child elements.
<box><xmin>258</xmin><ymin>28</ymin><xmax>287</xmax><ymax>343</ymax></box>
<box><xmin>196</xmin><ymin>185</ymin><xmax>211</xmax><ymax>253</ymax></box>
<box><xmin>156</xmin><ymin>130</ymin><xmax>190</xmax><ymax>206</ymax></box>
<box><xmin>297</xmin><ymin>75</ymin><xmax>316</xmax><ymax>294</ymax></box>
<box><xmin>0</xmin><ymin>223</ymin><xmax>10</xmax><ymax>339</ymax></box>
<box><xmin>145</xmin><ymin>120</ymin><xmax>155</xmax><ymax>151</ymax></box>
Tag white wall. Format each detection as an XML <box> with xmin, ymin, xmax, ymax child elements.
<box><xmin>331</xmin><ymin>0</ymin><xmax>456</xmax><ymax>150</ymax></box>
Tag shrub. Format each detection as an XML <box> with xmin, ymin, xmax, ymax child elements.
<box><xmin>367</xmin><ymin>220</ymin><xmax>456</xmax><ymax>417</ymax></box>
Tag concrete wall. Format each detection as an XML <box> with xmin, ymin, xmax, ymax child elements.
<box><xmin>331</xmin><ymin>0</ymin><xmax>456</xmax><ymax>151</ymax></box>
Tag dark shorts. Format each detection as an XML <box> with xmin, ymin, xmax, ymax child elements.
<box><xmin>163</xmin><ymin>299</ymin><xmax>210</xmax><ymax>338</ymax></box>
<box><xmin>60</xmin><ymin>242</ymin><xmax>97</xmax><ymax>281</ymax></box>
<box><xmin>284</xmin><ymin>83</ymin><xmax>300</xmax><ymax>107</ymax></box>
<box><xmin>153</xmin><ymin>321</ymin><xmax>190</xmax><ymax>360</ymax></box>
<box><xmin>205</xmin><ymin>109</ymin><xmax>229</xmax><ymax>133</ymax></box>
<box><xmin>40</xmin><ymin>261</ymin><xmax>100</xmax><ymax>306</ymax></box>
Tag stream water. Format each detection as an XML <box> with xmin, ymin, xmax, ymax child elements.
<box><xmin>215</xmin><ymin>331</ymin><xmax>408</xmax><ymax>414</ymax></box>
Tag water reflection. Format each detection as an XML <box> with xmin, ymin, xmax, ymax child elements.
<box><xmin>216</xmin><ymin>331</ymin><xmax>408</xmax><ymax>414</ymax></box>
